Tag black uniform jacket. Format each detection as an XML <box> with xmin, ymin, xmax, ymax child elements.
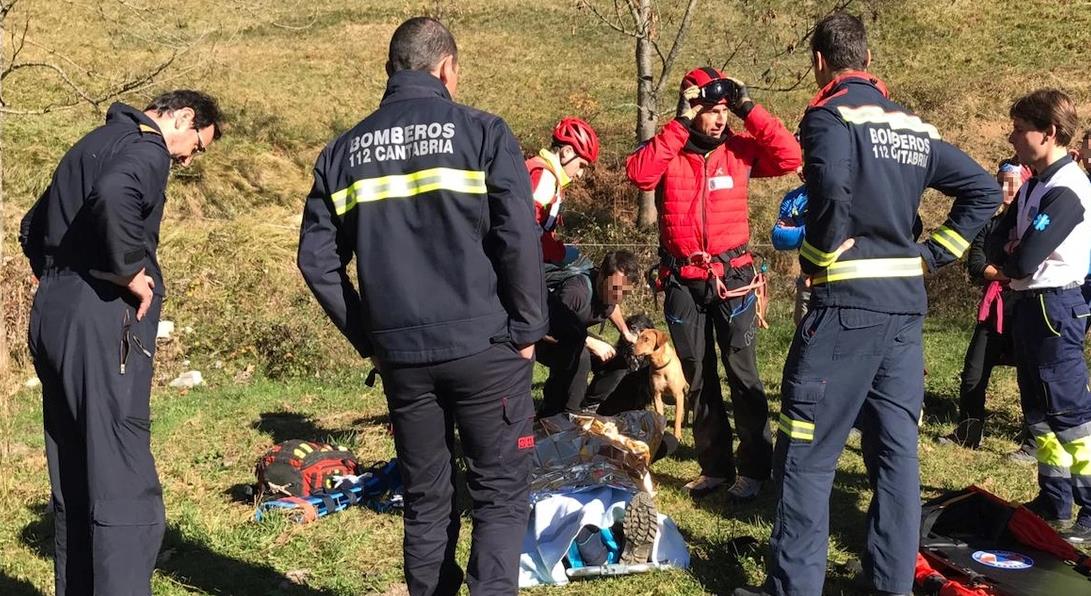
<box><xmin>298</xmin><ymin>70</ymin><xmax>548</xmax><ymax>365</ymax></box>
<box><xmin>20</xmin><ymin>103</ymin><xmax>171</xmax><ymax>290</ymax></box>
<box><xmin>799</xmin><ymin>72</ymin><xmax>1001</xmax><ymax>314</ymax></box>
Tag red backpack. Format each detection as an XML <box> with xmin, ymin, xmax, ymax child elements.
<box><xmin>255</xmin><ymin>440</ymin><xmax>358</xmax><ymax>498</ymax></box>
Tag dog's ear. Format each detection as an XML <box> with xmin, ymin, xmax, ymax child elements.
<box><xmin>655</xmin><ymin>329</ymin><xmax>669</xmax><ymax>350</ymax></box>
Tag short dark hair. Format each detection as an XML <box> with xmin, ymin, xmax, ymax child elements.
<box><xmin>1009</xmin><ymin>89</ymin><xmax>1079</xmax><ymax>146</ymax></box>
<box><xmin>811</xmin><ymin>12</ymin><xmax>869</xmax><ymax>72</ymax></box>
<box><xmin>387</xmin><ymin>17</ymin><xmax>458</xmax><ymax>74</ymax></box>
<box><xmin>145</xmin><ymin>90</ymin><xmax>223</xmax><ymax>140</ymax></box>
<box><xmin>600</xmin><ymin>250</ymin><xmax>641</xmax><ymax>286</ymax></box>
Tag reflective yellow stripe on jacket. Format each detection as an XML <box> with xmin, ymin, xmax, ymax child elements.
<box><xmin>811</xmin><ymin>257</ymin><xmax>924</xmax><ymax>285</ymax></box>
<box><xmin>930</xmin><ymin>225</ymin><xmax>970</xmax><ymax>259</ymax></box>
<box><xmin>836</xmin><ymin>105</ymin><xmax>941</xmax><ymax>140</ymax></box>
<box><xmin>331</xmin><ymin>167</ymin><xmax>487</xmax><ymax>216</ymax></box>
<box><xmin>800</xmin><ymin>239</ymin><xmax>839</xmax><ymax>268</ymax></box>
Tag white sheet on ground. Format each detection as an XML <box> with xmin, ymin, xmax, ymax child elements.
<box><xmin>518</xmin><ymin>487</ymin><xmax>690</xmax><ymax>587</ymax></box>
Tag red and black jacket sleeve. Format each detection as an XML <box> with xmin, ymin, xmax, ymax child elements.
<box><xmin>625</xmin><ymin>118</ymin><xmax>690</xmax><ymax>191</ymax></box>
<box><xmin>297</xmin><ymin>145</ymin><xmax>373</xmax><ymax>359</ymax></box>
<box><xmin>85</xmin><ymin>138</ymin><xmax>170</xmax><ymax>278</ymax></box>
<box><xmin>483</xmin><ymin>118</ymin><xmax>548</xmax><ymax>347</ymax></box>
<box><xmin>737</xmin><ymin>104</ymin><xmax>803</xmax><ymax>178</ymax></box>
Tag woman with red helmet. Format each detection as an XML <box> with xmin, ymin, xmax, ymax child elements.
<box><xmin>627</xmin><ymin>66</ymin><xmax>802</xmax><ymax>501</ymax></box>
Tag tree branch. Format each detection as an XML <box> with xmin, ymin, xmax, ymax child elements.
<box><xmin>577</xmin><ymin>0</ymin><xmax>640</xmax><ymax>37</ymax></box>
<box><xmin>652</xmin><ymin>0</ymin><xmax>699</xmax><ymax>97</ymax></box>
<box><xmin>0</xmin><ymin>0</ymin><xmax>19</xmax><ymax>22</ymax></box>
<box><xmin>749</xmin><ymin>65</ymin><xmax>815</xmax><ymax>92</ymax></box>
<box><xmin>717</xmin><ymin>38</ymin><xmax>747</xmax><ymax>72</ymax></box>
<box><xmin>1</xmin><ymin>50</ymin><xmax>178</xmax><ymax>114</ymax></box>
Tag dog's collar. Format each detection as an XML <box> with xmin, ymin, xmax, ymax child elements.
<box><xmin>651</xmin><ymin>356</ymin><xmax>673</xmax><ymax>371</ymax></box>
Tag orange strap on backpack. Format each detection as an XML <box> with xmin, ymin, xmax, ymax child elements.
<box><xmin>282</xmin><ymin>496</ymin><xmax>318</xmax><ymax>523</ymax></box>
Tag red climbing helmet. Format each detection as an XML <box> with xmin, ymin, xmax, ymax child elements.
<box><xmin>681</xmin><ymin>67</ymin><xmax>738</xmax><ymax>106</ymax></box>
<box><xmin>552</xmin><ymin>117</ymin><xmax>600</xmax><ymax>163</ymax></box>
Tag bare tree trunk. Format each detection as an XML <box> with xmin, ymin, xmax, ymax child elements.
<box><xmin>0</xmin><ymin>4</ymin><xmax>10</xmax><ymax>381</ymax></box>
<box><xmin>634</xmin><ymin>0</ymin><xmax>657</xmax><ymax>229</ymax></box>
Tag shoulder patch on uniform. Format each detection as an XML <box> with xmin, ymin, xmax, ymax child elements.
<box><xmin>1032</xmin><ymin>213</ymin><xmax>1051</xmax><ymax>231</ymax></box>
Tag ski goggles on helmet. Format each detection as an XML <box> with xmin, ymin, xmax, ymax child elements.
<box><xmin>696</xmin><ymin>78</ymin><xmax>739</xmax><ymax>105</ymax></box>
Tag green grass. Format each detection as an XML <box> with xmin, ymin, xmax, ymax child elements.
<box><xmin>0</xmin><ymin>301</ymin><xmax>1039</xmax><ymax>595</ymax></box>
<box><xmin>0</xmin><ymin>0</ymin><xmax>1083</xmax><ymax>592</ymax></box>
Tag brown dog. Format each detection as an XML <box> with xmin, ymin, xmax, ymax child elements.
<box><xmin>633</xmin><ymin>328</ymin><xmax>689</xmax><ymax>437</ymax></box>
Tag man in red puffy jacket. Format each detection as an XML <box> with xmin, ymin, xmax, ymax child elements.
<box><xmin>626</xmin><ymin>67</ymin><xmax>802</xmax><ymax>499</ymax></box>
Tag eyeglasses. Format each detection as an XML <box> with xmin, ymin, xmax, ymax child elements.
<box><xmin>193</xmin><ymin>127</ymin><xmax>205</xmax><ymax>154</ymax></box>
<box><xmin>697</xmin><ymin>78</ymin><xmax>740</xmax><ymax>105</ymax></box>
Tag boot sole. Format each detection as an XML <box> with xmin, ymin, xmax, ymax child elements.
<box><xmin>620</xmin><ymin>491</ymin><xmax>658</xmax><ymax>565</ymax></box>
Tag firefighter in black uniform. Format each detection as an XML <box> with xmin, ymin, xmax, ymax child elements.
<box><xmin>20</xmin><ymin>91</ymin><xmax>222</xmax><ymax>596</ymax></box>
<box><xmin>297</xmin><ymin>18</ymin><xmax>547</xmax><ymax>596</ymax></box>
<box><xmin>735</xmin><ymin>13</ymin><xmax>1000</xmax><ymax>596</ymax></box>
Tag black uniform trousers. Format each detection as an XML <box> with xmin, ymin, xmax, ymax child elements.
<box><xmin>663</xmin><ymin>276</ymin><xmax>772</xmax><ymax>481</ymax></box>
<box><xmin>28</xmin><ymin>270</ymin><xmax>165</xmax><ymax>596</ymax></box>
<box><xmin>535</xmin><ymin>340</ymin><xmax>592</xmax><ymax>417</ymax></box>
<box><xmin>1011</xmin><ymin>287</ymin><xmax>1091</xmax><ymax>526</ymax></box>
<box><xmin>954</xmin><ymin>318</ymin><xmax>1012</xmax><ymax>448</ymax></box>
<box><xmin>767</xmin><ymin>307</ymin><xmax>924</xmax><ymax>596</ymax></box>
<box><xmin>380</xmin><ymin>342</ymin><xmax>535</xmax><ymax>596</ymax></box>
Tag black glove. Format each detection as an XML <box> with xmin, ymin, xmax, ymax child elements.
<box><xmin>726</xmin><ymin>79</ymin><xmax>754</xmax><ymax>119</ymax></box>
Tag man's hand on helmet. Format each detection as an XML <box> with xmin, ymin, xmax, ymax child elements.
<box><xmin>680</xmin><ymin>85</ymin><xmax>702</xmax><ymax>120</ymax></box>
<box><xmin>725</xmin><ymin>77</ymin><xmax>755</xmax><ymax>119</ymax></box>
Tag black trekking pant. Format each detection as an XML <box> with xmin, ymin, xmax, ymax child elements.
<box><xmin>663</xmin><ymin>276</ymin><xmax>772</xmax><ymax>481</ymax></box>
<box><xmin>28</xmin><ymin>270</ymin><xmax>165</xmax><ymax>596</ymax></box>
<box><xmin>380</xmin><ymin>342</ymin><xmax>535</xmax><ymax>596</ymax></box>
<box><xmin>535</xmin><ymin>339</ymin><xmax>592</xmax><ymax>417</ymax></box>
<box><xmin>954</xmin><ymin>320</ymin><xmax>1011</xmax><ymax>447</ymax></box>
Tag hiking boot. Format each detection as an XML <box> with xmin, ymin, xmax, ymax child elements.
<box><xmin>726</xmin><ymin>476</ymin><xmax>762</xmax><ymax>502</ymax></box>
<box><xmin>935</xmin><ymin>431</ymin><xmax>978</xmax><ymax>449</ymax></box>
<box><xmin>684</xmin><ymin>475</ymin><xmax>725</xmax><ymax>498</ymax></box>
<box><xmin>937</xmin><ymin>419</ymin><xmax>983</xmax><ymax>449</ymax></box>
<box><xmin>1063</xmin><ymin>522</ymin><xmax>1091</xmax><ymax>544</ymax></box>
<box><xmin>620</xmin><ymin>491</ymin><xmax>658</xmax><ymax>565</ymax></box>
<box><xmin>1008</xmin><ymin>445</ymin><xmax>1037</xmax><ymax>465</ymax></box>
<box><xmin>1023</xmin><ymin>496</ymin><xmax>1072</xmax><ymax>531</ymax></box>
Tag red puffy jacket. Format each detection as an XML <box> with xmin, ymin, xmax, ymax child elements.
<box><xmin>626</xmin><ymin>105</ymin><xmax>802</xmax><ymax>261</ymax></box>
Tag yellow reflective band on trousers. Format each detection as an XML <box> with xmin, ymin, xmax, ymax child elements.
<box><xmin>779</xmin><ymin>414</ymin><xmax>814</xmax><ymax>441</ymax></box>
<box><xmin>1066</xmin><ymin>435</ymin><xmax>1091</xmax><ymax>476</ymax></box>
<box><xmin>811</xmin><ymin>257</ymin><xmax>924</xmax><ymax>285</ymax></box>
<box><xmin>800</xmin><ymin>239</ymin><xmax>838</xmax><ymax>268</ymax></box>
<box><xmin>330</xmin><ymin>167</ymin><xmax>487</xmax><ymax>216</ymax></box>
<box><xmin>930</xmin><ymin>225</ymin><xmax>970</xmax><ymax>258</ymax></box>
<box><xmin>1035</xmin><ymin>432</ymin><xmax>1075</xmax><ymax>468</ymax></box>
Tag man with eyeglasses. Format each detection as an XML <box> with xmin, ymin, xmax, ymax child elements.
<box><xmin>626</xmin><ymin>67</ymin><xmax>801</xmax><ymax>501</ymax></box>
<box><xmin>19</xmin><ymin>89</ymin><xmax>222</xmax><ymax>596</ymax></box>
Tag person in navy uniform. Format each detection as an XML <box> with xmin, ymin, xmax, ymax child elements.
<box><xmin>297</xmin><ymin>17</ymin><xmax>547</xmax><ymax>595</ymax></box>
<box><xmin>992</xmin><ymin>90</ymin><xmax>1091</xmax><ymax>544</ymax></box>
<box><xmin>20</xmin><ymin>90</ymin><xmax>222</xmax><ymax>596</ymax></box>
<box><xmin>735</xmin><ymin>12</ymin><xmax>1000</xmax><ymax>596</ymax></box>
